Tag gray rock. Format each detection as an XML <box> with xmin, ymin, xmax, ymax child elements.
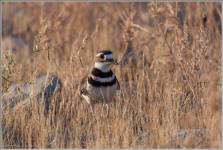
<box><xmin>172</xmin><ymin>128</ymin><xmax>207</xmax><ymax>139</ymax></box>
<box><xmin>171</xmin><ymin>128</ymin><xmax>207</xmax><ymax>148</ymax></box>
<box><xmin>2</xmin><ymin>74</ymin><xmax>62</xmax><ymax>112</ymax></box>
<box><xmin>3</xmin><ymin>20</ymin><xmax>13</xmax><ymax>36</ymax></box>
<box><xmin>133</xmin><ymin>129</ymin><xmax>207</xmax><ymax>148</ymax></box>
<box><xmin>2</xmin><ymin>36</ymin><xmax>29</xmax><ymax>52</ymax></box>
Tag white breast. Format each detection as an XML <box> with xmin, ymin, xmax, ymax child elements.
<box><xmin>86</xmin><ymin>81</ymin><xmax>118</xmax><ymax>104</ymax></box>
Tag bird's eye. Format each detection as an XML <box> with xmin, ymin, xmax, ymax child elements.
<box><xmin>81</xmin><ymin>89</ymin><xmax>84</xmax><ymax>94</ymax></box>
<box><xmin>100</xmin><ymin>54</ymin><xmax>105</xmax><ymax>59</ymax></box>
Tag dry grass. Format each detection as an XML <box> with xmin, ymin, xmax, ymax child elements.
<box><xmin>2</xmin><ymin>2</ymin><xmax>222</xmax><ymax>148</ymax></box>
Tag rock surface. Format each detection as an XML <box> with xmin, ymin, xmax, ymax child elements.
<box><xmin>134</xmin><ymin>128</ymin><xmax>207</xmax><ymax>148</ymax></box>
<box><xmin>171</xmin><ymin>128</ymin><xmax>207</xmax><ymax>148</ymax></box>
<box><xmin>2</xmin><ymin>74</ymin><xmax>62</xmax><ymax>112</ymax></box>
<box><xmin>2</xmin><ymin>36</ymin><xmax>30</xmax><ymax>52</ymax></box>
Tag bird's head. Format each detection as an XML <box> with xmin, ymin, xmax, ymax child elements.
<box><xmin>95</xmin><ymin>50</ymin><xmax>118</xmax><ymax>66</ymax></box>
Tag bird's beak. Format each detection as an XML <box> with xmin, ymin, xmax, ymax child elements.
<box><xmin>112</xmin><ymin>59</ymin><xmax>119</xmax><ymax>65</ymax></box>
<box><xmin>106</xmin><ymin>58</ymin><xmax>119</xmax><ymax>65</ymax></box>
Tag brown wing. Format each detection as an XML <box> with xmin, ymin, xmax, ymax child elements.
<box><xmin>79</xmin><ymin>73</ymin><xmax>89</xmax><ymax>94</ymax></box>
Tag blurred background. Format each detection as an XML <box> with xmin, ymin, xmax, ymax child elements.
<box><xmin>2</xmin><ymin>2</ymin><xmax>222</xmax><ymax>148</ymax></box>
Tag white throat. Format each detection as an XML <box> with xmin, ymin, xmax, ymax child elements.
<box><xmin>94</xmin><ymin>62</ymin><xmax>111</xmax><ymax>72</ymax></box>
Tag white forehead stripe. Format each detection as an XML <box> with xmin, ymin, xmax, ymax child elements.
<box><xmin>96</xmin><ymin>53</ymin><xmax>102</xmax><ymax>57</ymax></box>
<box><xmin>96</xmin><ymin>53</ymin><xmax>113</xmax><ymax>59</ymax></box>
<box><xmin>105</xmin><ymin>53</ymin><xmax>113</xmax><ymax>59</ymax></box>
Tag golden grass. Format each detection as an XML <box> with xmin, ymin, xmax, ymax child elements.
<box><xmin>2</xmin><ymin>2</ymin><xmax>222</xmax><ymax>148</ymax></box>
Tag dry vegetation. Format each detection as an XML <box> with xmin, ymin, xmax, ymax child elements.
<box><xmin>2</xmin><ymin>2</ymin><xmax>222</xmax><ymax>148</ymax></box>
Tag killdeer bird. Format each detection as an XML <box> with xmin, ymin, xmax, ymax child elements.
<box><xmin>80</xmin><ymin>50</ymin><xmax>120</xmax><ymax>112</ymax></box>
